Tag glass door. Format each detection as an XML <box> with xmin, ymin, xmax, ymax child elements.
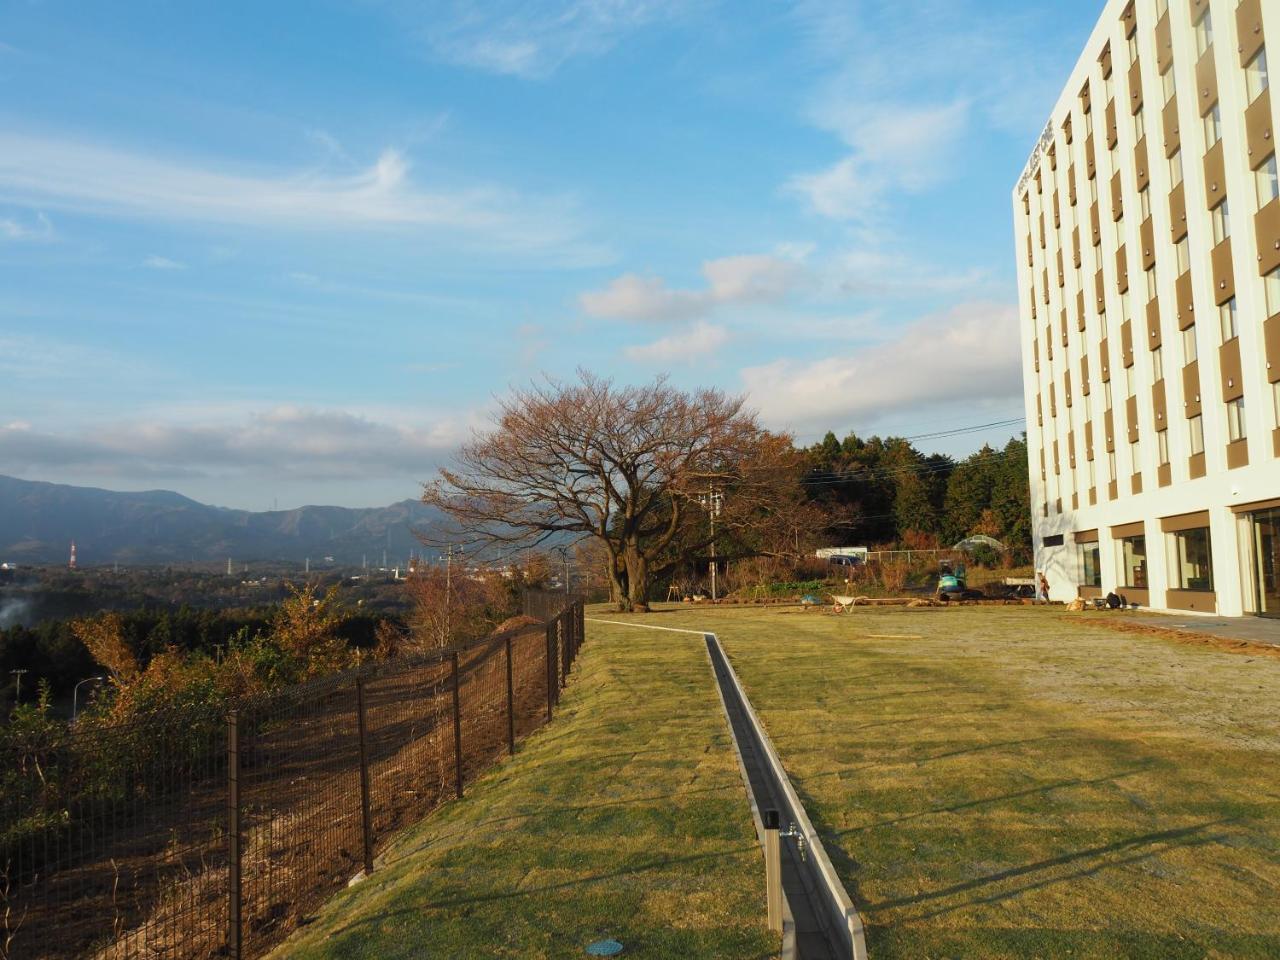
<box><xmin>1254</xmin><ymin>508</ymin><xmax>1280</xmax><ymax>617</ymax></box>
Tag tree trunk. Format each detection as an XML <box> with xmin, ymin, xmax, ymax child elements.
<box><xmin>623</xmin><ymin>544</ymin><xmax>650</xmax><ymax>613</ymax></box>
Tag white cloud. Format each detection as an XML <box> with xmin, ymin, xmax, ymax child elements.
<box><xmin>418</xmin><ymin>0</ymin><xmax>688</xmax><ymax>78</ymax></box>
<box><xmin>580</xmin><ymin>253</ymin><xmax>801</xmax><ymax>322</ymax></box>
<box><xmin>741</xmin><ymin>301</ymin><xmax>1022</xmax><ymax>432</ymax></box>
<box><xmin>0</xmin><ymin>406</ymin><xmax>473</xmax><ymax>482</ymax></box>
<box><xmin>624</xmin><ymin>321</ymin><xmax>729</xmax><ymax>364</ymax></box>
<box><xmin>788</xmin><ymin>99</ymin><xmax>970</xmax><ymax>223</ymax></box>
<box><xmin>143</xmin><ymin>255</ymin><xmax>186</xmax><ymax>270</ymax></box>
<box><xmin>0</xmin><ymin>211</ymin><xmax>53</xmax><ymax>242</ymax></box>
<box><xmin>0</xmin><ymin>133</ymin><xmax>595</xmax><ymax>259</ymax></box>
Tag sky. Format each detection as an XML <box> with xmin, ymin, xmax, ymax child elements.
<box><xmin>0</xmin><ymin>0</ymin><xmax>1097</xmax><ymax>510</ymax></box>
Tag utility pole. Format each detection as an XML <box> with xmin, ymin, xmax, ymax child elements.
<box><xmin>444</xmin><ymin>545</ymin><xmax>462</xmax><ymax>645</ymax></box>
<box><xmin>701</xmin><ymin>484</ymin><xmax>724</xmax><ymax>602</ymax></box>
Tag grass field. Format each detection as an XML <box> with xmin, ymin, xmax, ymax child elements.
<box><xmin>607</xmin><ymin>604</ymin><xmax>1280</xmax><ymax>959</ymax></box>
<box><xmin>269</xmin><ymin>620</ymin><xmax>775</xmax><ymax>960</ymax></box>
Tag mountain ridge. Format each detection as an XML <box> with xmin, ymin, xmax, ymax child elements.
<box><xmin>0</xmin><ymin>475</ymin><xmax>442</xmax><ymax>565</ymax></box>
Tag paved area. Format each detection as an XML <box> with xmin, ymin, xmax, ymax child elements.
<box><xmin>1128</xmin><ymin>613</ymin><xmax>1280</xmax><ymax>647</ymax></box>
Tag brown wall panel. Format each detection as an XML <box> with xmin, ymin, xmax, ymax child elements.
<box><xmin>1176</xmin><ymin>270</ymin><xmax>1195</xmax><ymax>328</ymax></box>
<box><xmin>1152</xmin><ymin>380</ymin><xmax>1168</xmax><ymax>429</ymax></box>
<box><xmin>1166</xmin><ymin>589</ymin><xmax>1216</xmax><ymax>612</ymax></box>
<box><xmin>1265</xmin><ymin>314</ymin><xmax>1280</xmax><ymax>383</ymax></box>
<box><xmin>1183</xmin><ymin>360</ymin><xmax>1202</xmax><ymax>417</ymax></box>
<box><xmin>1081</xmin><ymin>354</ymin><xmax>1091</xmax><ymax>394</ymax></box>
<box><xmin>1146</xmin><ymin>295</ymin><xmax>1162</xmax><ymax>348</ymax></box>
<box><xmin>1126</xmin><ymin>395</ymin><xmax>1139</xmax><ymax>443</ymax></box>
<box><xmin>1100</xmin><ymin>339</ymin><xmax>1112</xmax><ymax>382</ymax></box>
<box><xmin>1211</xmin><ymin>238</ymin><xmax>1235</xmax><ymax>305</ymax></box>
<box><xmin>1237</xmin><ymin>0</ymin><xmax>1264</xmax><ymax>67</ymax></box>
<box><xmin>1246</xmin><ymin>90</ymin><xmax>1274</xmax><ymax>171</ymax></box>
<box><xmin>1140</xmin><ymin>216</ymin><xmax>1156</xmax><ymax>270</ymax></box>
<box><xmin>1203</xmin><ymin>141</ymin><xmax>1226</xmax><ymax>208</ymax></box>
<box><xmin>1121</xmin><ymin>319</ymin><xmax>1135</xmax><ymax>367</ymax></box>
<box><xmin>1129</xmin><ymin>57</ymin><xmax>1144</xmax><ymax>113</ymax></box>
<box><xmin>1155</xmin><ymin>12</ymin><xmax>1173</xmax><ymax>74</ymax></box>
<box><xmin>1257</xmin><ymin>197</ymin><xmax>1280</xmax><ymax>275</ymax></box>
<box><xmin>1227</xmin><ymin>437</ymin><xmax>1250</xmax><ymax>469</ymax></box>
<box><xmin>1106</xmin><ymin>98</ymin><xmax>1118</xmax><ymax>149</ymax></box>
<box><xmin>1111</xmin><ymin>171</ymin><xmax>1124</xmax><ymax>219</ymax></box>
<box><xmin>1116</xmin><ymin>245</ymin><xmax>1129</xmax><ymax>293</ymax></box>
<box><xmin>1105</xmin><ymin>408</ymin><xmax>1116</xmax><ymax>451</ymax></box>
<box><xmin>1162</xmin><ymin>94</ymin><xmax>1180</xmax><ymax>158</ymax></box>
<box><xmin>1134</xmin><ymin>136</ymin><xmax>1149</xmax><ymax>191</ymax></box>
<box><xmin>1189</xmin><ymin>451</ymin><xmax>1206</xmax><ymax>478</ymax></box>
<box><xmin>1091</xmin><ymin>201</ymin><xmax>1102</xmax><ymax>245</ymax></box>
<box><xmin>1086</xmin><ymin>133</ymin><xmax>1097</xmax><ymax>179</ymax></box>
<box><xmin>1220</xmin><ymin>337</ymin><xmax>1244</xmax><ymax>401</ymax></box>
<box><xmin>1195</xmin><ymin>48</ymin><xmax>1218</xmax><ymax>117</ymax></box>
<box><xmin>1169</xmin><ymin>183</ymin><xmax>1188</xmax><ymax>241</ymax></box>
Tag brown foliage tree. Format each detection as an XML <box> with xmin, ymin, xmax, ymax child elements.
<box><xmin>422</xmin><ymin>371</ymin><xmax>776</xmax><ymax>611</ymax></box>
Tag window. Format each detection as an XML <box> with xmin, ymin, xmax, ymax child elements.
<box><xmin>1115</xmin><ymin>214</ymin><xmax>1126</xmax><ymax>246</ymax></box>
<box><xmin>1212</xmin><ymin>200</ymin><xmax>1231</xmax><ymax>244</ymax></box>
<box><xmin>1194</xmin><ymin>8</ymin><xmax>1214</xmax><ymax>58</ymax></box>
<box><xmin>1259</xmin><ymin>155</ymin><xmax>1280</xmax><ymax>207</ymax></box>
<box><xmin>1162</xmin><ymin>66</ymin><xmax>1176</xmax><ymax>105</ymax></box>
<box><xmin>1175</xmin><ymin>236</ymin><xmax>1190</xmax><ymax>273</ymax></box>
<box><xmin>1157</xmin><ymin>428</ymin><xmax>1170</xmax><ymax>465</ymax></box>
<box><xmin>1104</xmin><ymin>71</ymin><xmax>1114</xmax><ymax>104</ymax></box>
<box><xmin>1189</xmin><ymin>414</ymin><xmax>1205</xmax><ymax>455</ymax></box>
<box><xmin>1119</xmin><ymin>535</ymin><xmax>1148</xmax><ymax>588</ymax></box>
<box><xmin>1134</xmin><ymin>106</ymin><xmax>1145</xmax><ymax>139</ymax></box>
<box><xmin>1171</xmin><ymin>527</ymin><xmax>1213</xmax><ymax>590</ymax></box>
<box><xmin>1084</xmin><ymin>391</ymin><xmax>1093</xmax><ymax>419</ymax></box>
<box><xmin>1169</xmin><ymin>149</ymin><xmax>1184</xmax><ymax>187</ymax></box>
<box><xmin>1219</xmin><ymin>297</ymin><xmax>1239</xmax><ymax>342</ymax></box>
<box><xmin>1146</xmin><ymin>265</ymin><xmax>1158</xmax><ymax>299</ymax></box>
<box><xmin>1204</xmin><ymin>104</ymin><xmax>1222</xmax><ymax>149</ymax></box>
<box><xmin>1182</xmin><ymin>324</ymin><xmax>1198</xmax><ymax>364</ymax></box>
<box><xmin>1079</xmin><ymin>541</ymin><xmax>1102</xmax><ymax>587</ymax></box>
<box><xmin>1246</xmin><ymin>48</ymin><xmax>1270</xmax><ymax>104</ymax></box>
<box><xmin>1274</xmin><ymin>381</ymin><xmax>1280</xmax><ymax>428</ymax></box>
<box><xmin>1152</xmin><ymin>345</ymin><xmax>1164</xmax><ymax>381</ymax></box>
<box><xmin>1125</xmin><ymin>362</ymin><xmax>1136</xmax><ymax>397</ymax></box>
<box><xmin>1266</xmin><ymin>267</ymin><xmax>1280</xmax><ymax>316</ymax></box>
<box><xmin>1109</xmin><ymin>450</ymin><xmax>1118</xmax><ymax>481</ymax></box>
<box><xmin>1140</xmin><ymin>187</ymin><xmax>1151</xmax><ymax>221</ymax></box>
<box><xmin>1129</xmin><ymin>35</ymin><xmax>1140</xmax><ymax>64</ymax></box>
<box><xmin>1088</xmin><ymin>455</ymin><xmax>1096</xmax><ymax>487</ymax></box>
<box><xmin>1090</xmin><ymin>173</ymin><xmax>1099</xmax><ymax>203</ymax></box>
<box><xmin>1227</xmin><ymin>397</ymin><xmax>1247</xmax><ymax>442</ymax></box>
<box><xmin>1130</xmin><ymin>437</ymin><xmax>1141</xmax><ymax>471</ymax></box>
<box><xmin>1104</xmin><ymin>380</ymin><xmax>1113</xmax><ymax>409</ymax></box>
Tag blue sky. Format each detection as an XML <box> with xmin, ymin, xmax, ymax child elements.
<box><xmin>0</xmin><ymin>0</ymin><xmax>1096</xmax><ymax>510</ymax></box>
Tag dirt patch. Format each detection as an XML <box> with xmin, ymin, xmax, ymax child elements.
<box><xmin>1060</xmin><ymin>614</ymin><xmax>1280</xmax><ymax>661</ymax></box>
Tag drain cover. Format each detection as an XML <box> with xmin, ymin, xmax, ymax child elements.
<box><xmin>586</xmin><ymin>940</ymin><xmax>624</xmax><ymax>956</ymax></box>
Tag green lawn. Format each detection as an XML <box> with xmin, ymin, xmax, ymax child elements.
<box><xmin>603</xmin><ymin>604</ymin><xmax>1280</xmax><ymax>960</ymax></box>
<box><xmin>270</xmin><ymin>620</ymin><xmax>775</xmax><ymax>960</ymax></box>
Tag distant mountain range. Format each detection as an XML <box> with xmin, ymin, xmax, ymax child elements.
<box><xmin>0</xmin><ymin>475</ymin><xmax>444</xmax><ymax>566</ymax></box>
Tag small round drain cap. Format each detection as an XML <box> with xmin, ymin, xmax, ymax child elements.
<box><xmin>586</xmin><ymin>940</ymin><xmax>624</xmax><ymax>956</ymax></box>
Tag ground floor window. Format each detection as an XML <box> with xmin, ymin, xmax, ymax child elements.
<box><xmin>1078</xmin><ymin>541</ymin><xmax>1101</xmax><ymax>587</ymax></box>
<box><xmin>1170</xmin><ymin>527</ymin><xmax>1213</xmax><ymax>590</ymax></box>
<box><xmin>1119</xmin><ymin>535</ymin><xmax>1148</xmax><ymax>588</ymax></box>
<box><xmin>1253</xmin><ymin>507</ymin><xmax>1280</xmax><ymax>617</ymax></box>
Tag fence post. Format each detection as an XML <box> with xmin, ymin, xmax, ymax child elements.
<box><xmin>545</xmin><ymin>623</ymin><xmax>555</xmax><ymax>723</ymax></box>
<box><xmin>451</xmin><ymin>651</ymin><xmax>464</xmax><ymax>799</ymax></box>
<box><xmin>559</xmin><ymin>618</ymin><xmax>569</xmax><ymax>688</ymax></box>
<box><xmin>764</xmin><ymin>808</ymin><xmax>782</xmax><ymax>933</ymax></box>
<box><xmin>355</xmin><ymin>676</ymin><xmax>374</xmax><ymax>877</ymax></box>
<box><xmin>226</xmin><ymin>710</ymin><xmax>242</xmax><ymax>960</ymax></box>
<box><xmin>505</xmin><ymin>635</ymin><xmax>516</xmax><ymax>755</ymax></box>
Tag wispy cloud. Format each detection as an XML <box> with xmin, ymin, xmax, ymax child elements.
<box><xmin>785</xmin><ymin>0</ymin><xmax>1060</xmax><ymax>223</ymax></box>
<box><xmin>580</xmin><ymin>253</ymin><xmax>801</xmax><ymax>322</ymax></box>
<box><xmin>0</xmin><ymin>133</ymin><xmax>597</xmax><ymax>259</ymax></box>
<box><xmin>624</xmin><ymin>321</ymin><xmax>729</xmax><ymax>364</ymax></box>
<box><xmin>416</xmin><ymin>0</ymin><xmax>689</xmax><ymax>78</ymax></box>
<box><xmin>741</xmin><ymin>301</ymin><xmax>1021</xmax><ymax>433</ymax></box>
<box><xmin>142</xmin><ymin>255</ymin><xmax>186</xmax><ymax>270</ymax></box>
<box><xmin>0</xmin><ymin>211</ymin><xmax>53</xmax><ymax>242</ymax></box>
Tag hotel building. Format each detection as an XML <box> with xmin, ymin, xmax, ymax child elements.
<box><xmin>1015</xmin><ymin>0</ymin><xmax>1280</xmax><ymax>615</ymax></box>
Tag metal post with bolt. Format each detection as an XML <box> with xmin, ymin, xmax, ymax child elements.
<box><xmin>763</xmin><ymin>808</ymin><xmax>782</xmax><ymax>933</ymax></box>
<box><xmin>354</xmin><ymin>676</ymin><xmax>374</xmax><ymax>877</ymax></box>
<box><xmin>451</xmin><ymin>651</ymin><xmax>464</xmax><ymax>799</ymax></box>
<box><xmin>226</xmin><ymin>710</ymin><xmax>243</xmax><ymax>960</ymax></box>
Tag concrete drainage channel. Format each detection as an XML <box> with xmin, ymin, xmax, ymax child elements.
<box><xmin>587</xmin><ymin>619</ymin><xmax>868</xmax><ymax>960</ymax></box>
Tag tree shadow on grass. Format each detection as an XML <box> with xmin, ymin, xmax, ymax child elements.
<box><xmin>323</xmin><ymin>842</ymin><xmax>762</xmax><ymax>939</ymax></box>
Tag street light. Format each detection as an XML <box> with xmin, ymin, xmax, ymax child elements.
<box><xmin>72</xmin><ymin>676</ymin><xmax>105</xmax><ymax>721</ymax></box>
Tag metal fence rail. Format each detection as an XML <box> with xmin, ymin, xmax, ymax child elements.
<box><xmin>1</xmin><ymin>600</ymin><xmax>585</xmax><ymax>960</ymax></box>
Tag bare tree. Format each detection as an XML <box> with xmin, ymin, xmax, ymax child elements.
<box><xmin>422</xmin><ymin>371</ymin><xmax>771</xmax><ymax>611</ymax></box>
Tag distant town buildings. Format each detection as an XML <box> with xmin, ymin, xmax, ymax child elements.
<box><xmin>1016</xmin><ymin>0</ymin><xmax>1280</xmax><ymax>615</ymax></box>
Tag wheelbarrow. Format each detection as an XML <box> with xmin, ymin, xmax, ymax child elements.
<box><xmin>830</xmin><ymin>595</ymin><xmax>858</xmax><ymax>613</ymax></box>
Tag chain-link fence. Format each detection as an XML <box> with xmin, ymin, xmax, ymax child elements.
<box><xmin>1</xmin><ymin>599</ymin><xmax>585</xmax><ymax>960</ymax></box>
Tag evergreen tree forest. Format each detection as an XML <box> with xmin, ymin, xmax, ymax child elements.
<box><xmin>802</xmin><ymin>432</ymin><xmax>1032</xmax><ymax>562</ymax></box>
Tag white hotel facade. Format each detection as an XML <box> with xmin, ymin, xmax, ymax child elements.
<box><xmin>1015</xmin><ymin>0</ymin><xmax>1280</xmax><ymax>616</ymax></box>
